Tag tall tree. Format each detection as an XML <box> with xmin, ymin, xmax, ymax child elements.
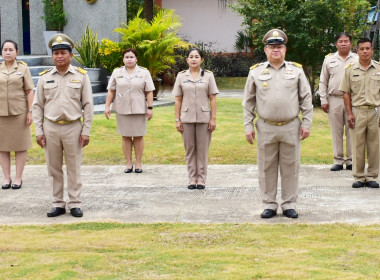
<box><xmin>231</xmin><ymin>0</ymin><xmax>370</xmax><ymax>93</ymax></box>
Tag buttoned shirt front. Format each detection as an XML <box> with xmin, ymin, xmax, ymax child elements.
<box><xmin>242</xmin><ymin>61</ymin><xmax>313</xmax><ymax>133</ymax></box>
<box><xmin>173</xmin><ymin>69</ymin><xmax>219</xmax><ymax>123</ymax></box>
<box><xmin>339</xmin><ymin>60</ymin><xmax>380</xmax><ymax>107</ymax></box>
<box><xmin>319</xmin><ymin>51</ymin><xmax>358</xmax><ymax>105</ymax></box>
<box><xmin>107</xmin><ymin>65</ymin><xmax>155</xmax><ymax>115</ymax></box>
<box><xmin>33</xmin><ymin>65</ymin><xmax>94</xmax><ymax>136</ymax></box>
<box><xmin>0</xmin><ymin>60</ymin><xmax>34</xmax><ymax>116</ymax></box>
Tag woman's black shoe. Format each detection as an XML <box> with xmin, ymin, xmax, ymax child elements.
<box><xmin>196</xmin><ymin>184</ymin><xmax>205</xmax><ymax>189</ymax></box>
<box><xmin>135</xmin><ymin>169</ymin><xmax>143</xmax><ymax>173</ymax></box>
<box><xmin>188</xmin><ymin>184</ymin><xmax>196</xmax><ymax>189</ymax></box>
<box><xmin>11</xmin><ymin>181</ymin><xmax>22</xmax><ymax>189</ymax></box>
<box><xmin>2</xmin><ymin>181</ymin><xmax>11</xmax><ymax>189</ymax></box>
<box><xmin>124</xmin><ymin>166</ymin><xmax>133</xmax><ymax>173</ymax></box>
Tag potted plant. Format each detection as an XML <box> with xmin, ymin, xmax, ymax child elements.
<box><xmin>74</xmin><ymin>24</ymin><xmax>101</xmax><ymax>82</ymax></box>
<box><xmin>100</xmin><ymin>8</ymin><xmax>192</xmax><ymax>99</ymax></box>
<box><xmin>41</xmin><ymin>0</ymin><xmax>67</xmax><ymax>55</ymax></box>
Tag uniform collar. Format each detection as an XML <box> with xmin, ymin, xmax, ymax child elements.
<box><xmin>0</xmin><ymin>60</ymin><xmax>18</xmax><ymax>74</ymax></box>
<box><xmin>267</xmin><ymin>60</ymin><xmax>286</xmax><ymax>70</ymax></box>
<box><xmin>52</xmin><ymin>64</ymin><xmax>75</xmax><ymax>75</ymax></box>
<box><xmin>334</xmin><ymin>51</ymin><xmax>356</xmax><ymax>61</ymax></box>
<box><xmin>184</xmin><ymin>68</ymin><xmax>203</xmax><ymax>82</ymax></box>
<box><xmin>354</xmin><ymin>60</ymin><xmax>377</xmax><ymax>71</ymax></box>
<box><xmin>122</xmin><ymin>65</ymin><xmax>141</xmax><ymax>76</ymax></box>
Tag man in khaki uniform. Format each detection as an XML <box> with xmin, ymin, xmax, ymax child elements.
<box><xmin>339</xmin><ymin>38</ymin><xmax>380</xmax><ymax>189</ymax></box>
<box><xmin>242</xmin><ymin>29</ymin><xmax>313</xmax><ymax>219</ymax></box>
<box><xmin>33</xmin><ymin>34</ymin><xmax>94</xmax><ymax>217</ymax></box>
<box><xmin>319</xmin><ymin>32</ymin><xmax>357</xmax><ymax>171</ymax></box>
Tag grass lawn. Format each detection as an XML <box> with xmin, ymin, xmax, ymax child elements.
<box><xmin>26</xmin><ymin>98</ymin><xmax>333</xmax><ymax>165</ymax></box>
<box><xmin>1</xmin><ymin>223</ymin><xmax>379</xmax><ymax>279</ymax></box>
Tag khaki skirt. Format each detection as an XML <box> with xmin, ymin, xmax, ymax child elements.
<box><xmin>0</xmin><ymin>113</ymin><xmax>32</xmax><ymax>151</ymax></box>
<box><xmin>116</xmin><ymin>113</ymin><xmax>147</xmax><ymax>137</ymax></box>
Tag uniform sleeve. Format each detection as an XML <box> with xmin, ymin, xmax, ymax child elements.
<box><xmin>242</xmin><ymin>70</ymin><xmax>257</xmax><ymax>133</ymax></box>
<box><xmin>32</xmin><ymin>78</ymin><xmax>46</xmax><ymax>136</ymax></box>
<box><xmin>80</xmin><ymin>74</ymin><xmax>94</xmax><ymax>136</ymax></box>
<box><xmin>107</xmin><ymin>69</ymin><xmax>117</xmax><ymax>91</ymax></box>
<box><xmin>144</xmin><ymin>70</ymin><xmax>155</xmax><ymax>92</ymax></box>
<box><xmin>318</xmin><ymin>57</ymin><xmax>329</xmax><ymax>105</ymax></box>
<box><xmin>172</xmin><ymin>74</ymin><xmax>183</xmax><ymax>96</ymax></box>
<box><xmin>207</xmin><ymin>72</ymin><xmax>219</xmax><ymax>95</ymax></box>
<box><xmin>23</xmin><ymin>66</ymin><xmax>35</xmax><ymax>91</ymax></box>
<box><xmin>298</xmin><ymin>69</ymin><xmax>313</xmax><ymax>130</ymax></box>
<box><xmin>338</xmin><ymin>67</ymin><xmax>351</xmax><ymax>94</ymax></box>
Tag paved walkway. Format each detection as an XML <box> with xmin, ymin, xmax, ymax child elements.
<box><xmin>1</xmin><ymin>164</ymin><xmax>379</xmax><ymax>225</ymax></box>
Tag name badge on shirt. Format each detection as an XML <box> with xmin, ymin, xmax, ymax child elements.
<box><xmin>47</xmin><ymin>80</ymin><xmax>55</xmax><ymax>83</ymax></box>
<box><xmin>135</xmin><ymin>75</ymin><xmax>142</xmax><ymax>78</ymax></box>
<box><xmin>198</xmin><ymin>80</ymin><xmax>207</xmax><ymax>83</ymax></box>
<box><xmin>353</xmin><ymin>74</ymin><xmax>360</xmax><ymax>77</ymax></box>
<box><xmin>15</xmin><ymin>72</ymin><xmax>22</xmax><ymax>75</ymax></box>
<box><xmin>183</xmin><ymin>80</ymin><xmax>191</xmax><ymax>83</ymax></box>
<box><xmin>117</xmin><ymin>76</ymin><xmax>123</xmax><ymax>78</ymax></box>
<box><xmin>71</xmin><ymin>80</ymin><xmax>80</xmax><ymax>83</ymax></box>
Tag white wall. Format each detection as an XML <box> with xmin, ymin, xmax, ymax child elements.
<box><xmin>162</xmin><ymin>0</ymin><xmax>243</xmax><ymax>52</ymax></box>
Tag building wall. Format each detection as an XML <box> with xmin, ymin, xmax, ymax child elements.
<box><xmin>162</xmin><ymin>0</ymin><xmax>243</xmax><ymax>52</ymax></box>
<box><xmin>0</xmin><ymin>0</ymin><xmax>24</xmax><ymax>53</ymax></box>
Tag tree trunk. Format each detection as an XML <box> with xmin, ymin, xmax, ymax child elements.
<box><xmin>144</xmin><ymin>0</ymin><xmax>154</xmax><ymax>22</ymax></box>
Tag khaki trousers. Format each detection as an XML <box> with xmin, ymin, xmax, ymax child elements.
<box><xmin>350</xmin><ymin>107</ymin><xmax>379</xmax><ymax>182</ymax></box>
<box><xmin>182</xmin><ymin>123</ymin><xmax>211</xmax><ymax>183</ymax></box>
<box><xmin>256</xmin><ymin>118</ymin><xmax>301</xmax><ymax>211</ymax></box>
<box><xmin>43</xmin><ymin>120</ymin><xmax>83</xmax><ymax>209</ymax></box>
<box><xmin>328</xmin><ymin>95</ymin><xmax>352</xmax><ymax>165</ymax></box>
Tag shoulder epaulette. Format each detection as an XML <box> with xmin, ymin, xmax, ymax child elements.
<box><xmin>374</xmin><ymin>60</ymin><xmax>379</xmax><ymax>64</ymax></box>
<box><xmin>205</xmin><ymin>69</ymin><xmax>212</xmax><ymax>73</ymax></box>
<box><xmin>250</xmin><ymin>63</ymin><xmax>258</xmax><ymax>70</ymax></box>
<box><xmin>292</xmin><ymin>62</ymin><xmax>302</xmax><ymax>68</ymax></box>
<box><xmin>178</xmin><ymin>70</ymin><xmax>186</xmax><ymax>74</ymax></box>
<box><xmin>39</xmin><ymin>68</ymin><xmax>53</xmax><ymax>76</ymax></box>
<box><xmin>345</xmin><ymin>62</ymin><xmax>354</xmax><ymax>70</ymax></box>
<box><xmin>325</xmin><ymin>53</ymin><xmax>332</xmax><ymax>57</ymax></box>
<box><xmin>77</xmin><ymin>67</ymin><xmax>87</xmax><ymax>74</ymax></box>
<box><xmin>138</xmin><ymin>66</ymin><xmax>147</xmax><ymax>70</ymax></box>
<box><xmin>18</xmin><ymin>60</ymin><xmax>27</xmax><ymax>66</ymax></box>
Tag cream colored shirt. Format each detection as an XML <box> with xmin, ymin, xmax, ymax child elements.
<box><xmin>319</xmin><ymin>51</ymin><xmax>358</xmax><ymax>105</ymax></box>
<box><xmin>0</xmin><ymin>60</ymin><xmax>34</xmax><ymax>116</ymax></box>
<box><xmin>33</xmin><ymin>65</ymin><xmax>94</xmax><ymax>136</ymax></box>
<box><xmin>242</xmin><ymin>61</ymin><xmax>313</xmax><ymax>133</ymax></box>
<box><xmin>173</xmin><ymin>69</ymin><xmax>219</xmax><ymax>123</ymax></box>
<box><xmin>339</xmin><ymin>60</ymin><xmax>380</xmax><ymax>107</ymax></box>
<box><xmin>107</xmin><ymin>65</ymin><xmax>155</xmax><ymax>115</ymax></box>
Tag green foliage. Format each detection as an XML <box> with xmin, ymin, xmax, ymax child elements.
<box><xmin>231</xmin><ymin>0</ymin><xmax>371</xmax><ymax>94</ymax></box>
<box><xmin>235</xmin><ymin>30</ymin><xmax>254</xmax><ymax>52</ymax></box>
<box><xmin>100</xmin><ymin>8</ymin><xmax>192</xmax><ymax>77</ymax></box>
<box><xmin>74</xmin><ymin>24</ymin><xmax>101</xmax><ymax>68</ymax></box>
<box><xmin>41</xmin><ymin>0</ymin><xmax>67</xmax><ymax>31</ymax></box>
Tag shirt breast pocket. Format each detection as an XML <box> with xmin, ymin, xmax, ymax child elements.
<box><xmin>370</xmin><ymin>75</ymin><xmax>380</xmax><ymax>90</ymax></box>
<box><xmin>67</xmin><ymin>82</ymin><xmax>82</xmax><ymax>100</ymax></box>
<box><xmin>327</xmin><ymin>63</ymin><xmax>339</xmax><ymax>75</ymax></box>
<box><xmin>43</xmin><ymin>83</ymin><xmax>58</xmax><ymax>99</ymax></box>
<box><xmin>351</xmin><ymin>76</ymin><xmax>362</xmax><ymax>92</ymax></box>
<box><xmin>283</xmin><ymin>74</ymin><xmax>296</xmax><ymax>88</ymax></box>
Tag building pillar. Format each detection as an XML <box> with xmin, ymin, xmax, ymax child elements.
<box><xmin>0</xmin><ymin>0</ymin><xmax>24</xmax><ymax>54</ymax></box>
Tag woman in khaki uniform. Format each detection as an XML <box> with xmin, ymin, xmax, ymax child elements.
<box><xmin>105</xmin><ymin>48</ymin><xmax>155</xmax><ymax>173</ymax></box>
<box><xmin>174</xmin><ymin>48</ymin><xmax>218</xmax><ymax>189</ymax></box>
<box><xmin>0</xmin><ymin>40</ymin><xmax>34</xmax><ymax>190</ymax></box>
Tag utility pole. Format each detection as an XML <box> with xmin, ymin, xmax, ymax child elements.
<box><xmin>371</xmin><ymin>0</ymin><xmax>380</xmax><ymax>59</ymax></box>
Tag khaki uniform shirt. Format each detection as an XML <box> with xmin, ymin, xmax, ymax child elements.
<box><xmin>319</xmin><ymin>51</ymin><xmax>358</xmax><ymax>105</ymax></box>
<box><xmin>242</xmin><ymin>61</ymin><xmax>313</xmax><ymax>133</ymax></box>
<box><xmin>33</xmin><ymin>65</ymin><xmax>94</xmax><ymax>136</ymax></box>
<box><xmin>173</xmin><ymin>69</ymin><xmax>219</xmax><ymax>123</ymax></box>
<box><xmin>339</xmin><ymin>60</ymin><xmax>380</xmax><ymax>107</ymax></box>
<box><xmin>0</xmin><ymin>60</ymin><xmax>34</xmax><ymax>116</ymax></box>
<box><xmin>107</xmin><ymin>65</ymin><xmax>155</xmax><ymax>115</ymax></box>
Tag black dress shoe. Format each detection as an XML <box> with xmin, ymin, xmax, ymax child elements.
<box><xmin>196</xmin><ymin>184</ymin><xmax>205</xmax><ymax>189</ymax></box>
<box><xmin>346</xmin><ymin>164</ymin><xmax>352</xmax><ymax>170</ymax></box>
<box><xmin>135</xmin><ymin>168</ymin><xmax>143</xmax><ymax>173</ymax></box>
<box><xmin>70</xmin><ymin>208</ymin><xmax>83</xmax><ymax>217</ymax></box>
<box><xmin>1</xmin><ymin>181</ymin><xmax>11</xmax><ymax>189</ymax></box>
<box><xmin>11</xmin><ymin>181</ymin><xmax>22</xmax><ymax>189</ymax></box>
<box><xmin>352</xmin><ymin>181</ymin><xmax>365</xmax><ymax>188</ymax></box>
<box><xmin>330</xmin><ymin>164</ymin><xmax>344</xmax><ymax>171</ymax></box>
<box><xmin>365</xmin><ymin>181</ymin><xmax>379</xmax><ymax>188</ymax></box>
<box><xmin>188</xmin><ymin>184</ymin><xmax>196</xmax><ymax>190</ymax></box>
<box><xmin>47</xmin><ymin>207</ymin><xmax>66</xmax><ymax>217</ymax></box>
<box><xmin>124</xmin><ymin>166</ymin><xmax>133</xmax><ymax>173</ymax></box>
<box><xmin>283</xmin><ymin>209</ymin><xmax>298</xmax><ymax>219</ymax></box>
<box><xmin>261</xmin><ymin>209</ymin><xmax>276</xmax><ymax>219</ymax></box>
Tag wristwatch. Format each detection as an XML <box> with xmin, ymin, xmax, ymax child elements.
<box><xmin>147</xmin><ymin>106</ymin><xmax>153</xmax><ymax>110</ymax></box>
<box><xmin>175</xmin><ymin>118</ymin><xmax>180</xmax><ymax>122</ymax></box>
<box><xmin>28</xmin><ymin>109</ymin><xmax>32</xmax><ymax>113</ymax></box>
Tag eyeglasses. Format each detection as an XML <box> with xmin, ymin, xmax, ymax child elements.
<box><xmin>266</xmin><ymin>45</ymin><xmax>285</xmax><ymax>50</ymax></box>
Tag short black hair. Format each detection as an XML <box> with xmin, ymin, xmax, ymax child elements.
<box><xmin>187</xmin><ymin>47</ymin><xmax>204</xmax><ymax>59</ymax></box>
<box><xmin>335</xmin><ymin>32</ymin><xmax>352</xmax><ymax>42</ymax></box>
<box><xmin>1</xmin><ymin>40</ymin><xmax>18</xmax><ymax>51</ymax></box>
<box><xmin>357</xmin><ymin>38</ymin><xmax>372</xmax><ymax>48</ymax></box>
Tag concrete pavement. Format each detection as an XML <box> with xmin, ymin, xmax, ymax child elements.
<box><xmin>1</xmin><ymin>164</ymin><xmax>379</xmax><ymax>225</ymax></box>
